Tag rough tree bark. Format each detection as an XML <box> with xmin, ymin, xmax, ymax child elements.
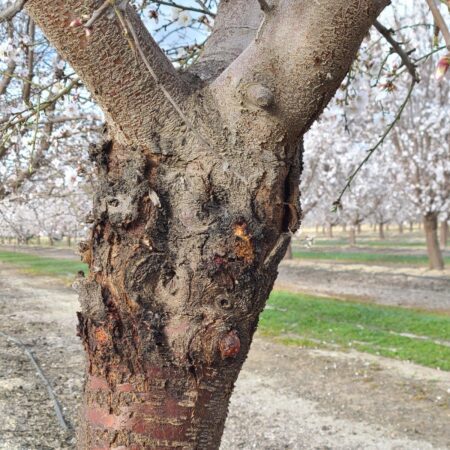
<box><xmin>26</xmin><ymin>0</ymin><xmax>389</xmax><ymax>448</ymax></box>
<box><xmin>424</xmin><ymin>212</ymin><xmax>445</xmax><ymax>270</ymax></box>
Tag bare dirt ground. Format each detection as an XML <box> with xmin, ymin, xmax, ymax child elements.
<box><xmin>276</xmin><ymin>259</ymin><xmax>450</xmax><ymax>313</ymax></box>
<box><xmin>0</xmin><ymin>263</ymin><xmax>449</xmax><ymax>449</ymax></box>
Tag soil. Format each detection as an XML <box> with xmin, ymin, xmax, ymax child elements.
<box><xmin>0</xmin><ymin>263</ymin><xmax>449</xmax><ymax>449</ymax></box>
<box><xmin>277</xmin><ymin>259</ymin><xmax>450</xmax><ymax>313</ymax></box>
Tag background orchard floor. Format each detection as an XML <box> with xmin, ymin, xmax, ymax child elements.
<box><xmin>0</xmin><ymin>263</ymin><xmax>449</xmax><ymax>449</ymax></box>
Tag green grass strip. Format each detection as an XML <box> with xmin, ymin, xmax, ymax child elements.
<box><xmin>311</xmin><ymin>239</ymin><xmax>426</xmax><ymax>248</ymax></box>
<box><xmin>293</xmin><ymin>250</ymin><xmax>450</xmax><ymax>266</ymax></box>
<box><xmin>260</xmin><ymin>291</ymin><xmax>450</xmax><ymax>370</ymax></box>
<box><xmin>0</xmin><ymin>251</ymin><xmax>87</xmax><ymax>281</ymax></box>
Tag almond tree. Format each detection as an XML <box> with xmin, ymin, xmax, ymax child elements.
<box><xmin>3</xmin><ymin>0</ymin><xmax>405</xmax><ymax>447</ymax></box>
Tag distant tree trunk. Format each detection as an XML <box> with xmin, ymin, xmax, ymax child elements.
<box><xmin>424</xmin><ymin>213</ymin><xmax>444</xmax><ymax>270</ymax></box>
<box><xmin>440</xmin><ymin>221</ymin><xmax>448</xmax><ymax>249</ymax></box>
<box><xmin>284</xmin><ymin>242</ymin><xmax>293</xmax><ymax>260</ymax></box>
<box><xmin>66</xmin><ymin>235</ymin><xmax>72</xmax><ymax>247</ymax></box>
<box><xmin>379</xmin><ymin>223</ymin><xmax>385</xmax><ymax>239</ymax></box>
<box><xmin>342</xmin><ymin>224</ymin><xmax>347</xmax><ymax>233</ymax></box>
<box><xmin>315</xmin><ymin>224</ymin><xmax>319</xmax><ymax>234</ymax></box>
<box><xmin>409</xmin><ymin>221</ymin><xmax>414</xmax><ymax>232</ymax></box>
<box><xmin>36</xmin><ymin>235</ymin><xmax>41</xmax><ymax>245</ymax></box>
<box><xmin>327</xmin><ymin>224</ymin><xmax>333</xmax><ymax>238</ymax></box>
<box><xmin>398</xmin><ymin>222</ymin><xmax>403</xmax><ymax>234</ymax></box>
<box><xmin>322</xmin><ymin>224</ymin><xmax>326</xmax><ymax>235</ymax></box>
<box><xmin>349</xmin><ymin>228</ymin><xmax>356</xmax><ymax>246</ymax></box>
<box><xmin>386</xmin><ymin>224</ymin><xmax>390</xmax><ymax>232</ymax></box>
<box><xmin>357</xmin><ymin>223</ymin><xmax>362</xmax><ymax>234</ymax></box>
<box><xmin>48</xmin><ymin>236</ymin><xmax>54</xmax><ymax>246</ymax></box>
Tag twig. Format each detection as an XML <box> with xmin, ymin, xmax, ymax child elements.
<box><xmin>257</xmin><ymin>0</ymin><xmax>272</xmax><ymax>13</ymax></box>
<box><xmin>0</xmin><ymin>331</ymin><xmax>70</xmax><ymax>431</ymax></box>
<box><xmin>426</xmin><ymin>0</ymin><xmax>450</xmax><ymax>50</ymax></box>
<box><xmin>84</xmin><ymin>0</ymin><xmax>111</xmax><ymax>29</ymax></box>
<box><xmin>0</xmin><ymin>0</ymin><xmax>27</xmax><ymax>23</ymax></box>
<box><xmin>333</xmin><ymin>79</ymin><xmax>417</xmax><ymax>211</ymax></box>
<box><xmin>374</xmin><ymin>20</ymin><xmax>420</xmax><ymax>82</ymax></box>
<box><xmin>152</xmin><ymin>0</ymin><xmax>216</xmax><ymax>17</ymax></box>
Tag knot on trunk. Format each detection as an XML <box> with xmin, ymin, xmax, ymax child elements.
<box><xmin>245</xmin><ymin>83</ymin><xmax>274</xmax><ymax>108</ymax></box>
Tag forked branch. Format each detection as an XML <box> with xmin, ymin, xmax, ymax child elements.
<box><xmin>374</xmin><ymin>20</ymin><xmax>420</xmax><ymax>82</ymax></box>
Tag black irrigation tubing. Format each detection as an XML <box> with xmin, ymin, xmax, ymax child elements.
<box><xmin>0</xmin><ymin>331</ymin><xmax>70</xmax><ymax>431</ymax></box>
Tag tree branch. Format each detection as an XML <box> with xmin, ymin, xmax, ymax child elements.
<box><xmin>426</xmin><ymin>0</ymin><xmax>450</xmax><ymax>50</ymax></box>
<box><xmin>333</xmin><ymin>78</ymin><xmax>417</xmax><ymax>210</ymax></box>
<box><xmin>257</xmin><ymin>0</ymin><xmax>272</xmax><ymax>13</ymax></box>
<box><xmin>0</xmin><ymin>58</ymin><xmax>17</xmax><ymax>95</ymax></box>
<box><xmin>25</xmin><ymin>0</ymin><xmax>190</xmax><ymax>148</ymax></box>
<box><xmin>0</xmin><ymin>0</ymin><xmax>27</xmax><ymax>23</ymax></box>
<box><xmin>189</xmin><ymin>0</ymin><xmax>262</xmax><ymax>81</ymax></box>
<box><xmin>373</xmin><ymin>20</ymin><xmax>420</xmax><ymax>82</ymax></box>
<box><xmin>210</xmin><ymin>0</ymin><xmax>391</xmax><ymax>139</ymax></box>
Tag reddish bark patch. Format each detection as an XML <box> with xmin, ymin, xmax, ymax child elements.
<box><xmin>88</xmin><ymin>376</ymin><xmax>110</xmax><ymax>391</ymax></box>
<box><xmin>86</xmin><ymin>407</ymin><xmax>122</xmax><ymax>430</ymax></box>
<box><xmin>233</xmin><ymin>222</ymin><xmax>254</xmax><ymax>262</ymax></box>
<box><xmin>219</xmin><ymin>330</ymin><xmax>241</xmax><ymax>359</ymax></box>
<box><xmin>94</xmin><ymin>327</ymin><xmax>109</xmax><ymax>345</ymax></box>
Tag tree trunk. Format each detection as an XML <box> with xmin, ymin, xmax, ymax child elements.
<box><xmin>409</xmin><ymin>221</ymin><xmax>414</xmax><ymax>232</ymax></box>
<box><xmin>25</xmin><ymin>0</ymin><xmax>389</xmax><ymax>447</ymax></box>
<box><xmin>327</xmin><ymin>224</ymin><xmax>333</xmax><ymax>238</ymax></box>
<box><xmin>284</xmin><ymin>242</ymin><xmax>293</xmax><ymax>260</ymax></box>
<box><xmin>379</xmin><ymin>223</ymin><xmax>385</xmax><ymax>240</ymax></box>
<box><xmin>357</xmin><ymin>223</ymin><xmax>362</xmax><ymax>234</ymax></box>
<box><xmin>342</xmin><ymin>224</ymin><xmax>347</xmax><ymax>233</ymax></box>
<box><xmin>424</xmin><ymin>213</ymin><xmax>444</xmax><ymax>270</ymax></box>
<box><xmin>398</xmin><ymin>222</ymin><xmax>403</xmax><ymax>234</ymax></box>
<box><xmin>73</xmin><ymin>133</ymin><xmax>301</xmax><ymax>448</ymax></box>
<box><xmin>440</xmin><ymin>221</ymin><xmax>448</xmax><ymax>249</ymax></box>
<box><xmin>36</xmin><ymin>235</ymin><xmax>41</xmax><ymax>245</ymax></box>
<box><xmin>349</xmin><ymin>228</ymin><xmax>356</xmax><ymax>246</ymax></box>
<box><xmin>322</xmin><ymin>224</ymin><xmax>326</xmax><ymax>235</ymax></box>
<box><xmin>48</xmin><ymin>236</ymin><xmax>54</xmax><ymax>246</ymax></box>
<box><xmin>315</xmin><ymin>224</ymin><xmax>319</xmax><ymax>234</ymax></box>
<box><xmin>66</xmin><ymin>235</ymin><xmax>72</xmax><ymax>247</ymax></box>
